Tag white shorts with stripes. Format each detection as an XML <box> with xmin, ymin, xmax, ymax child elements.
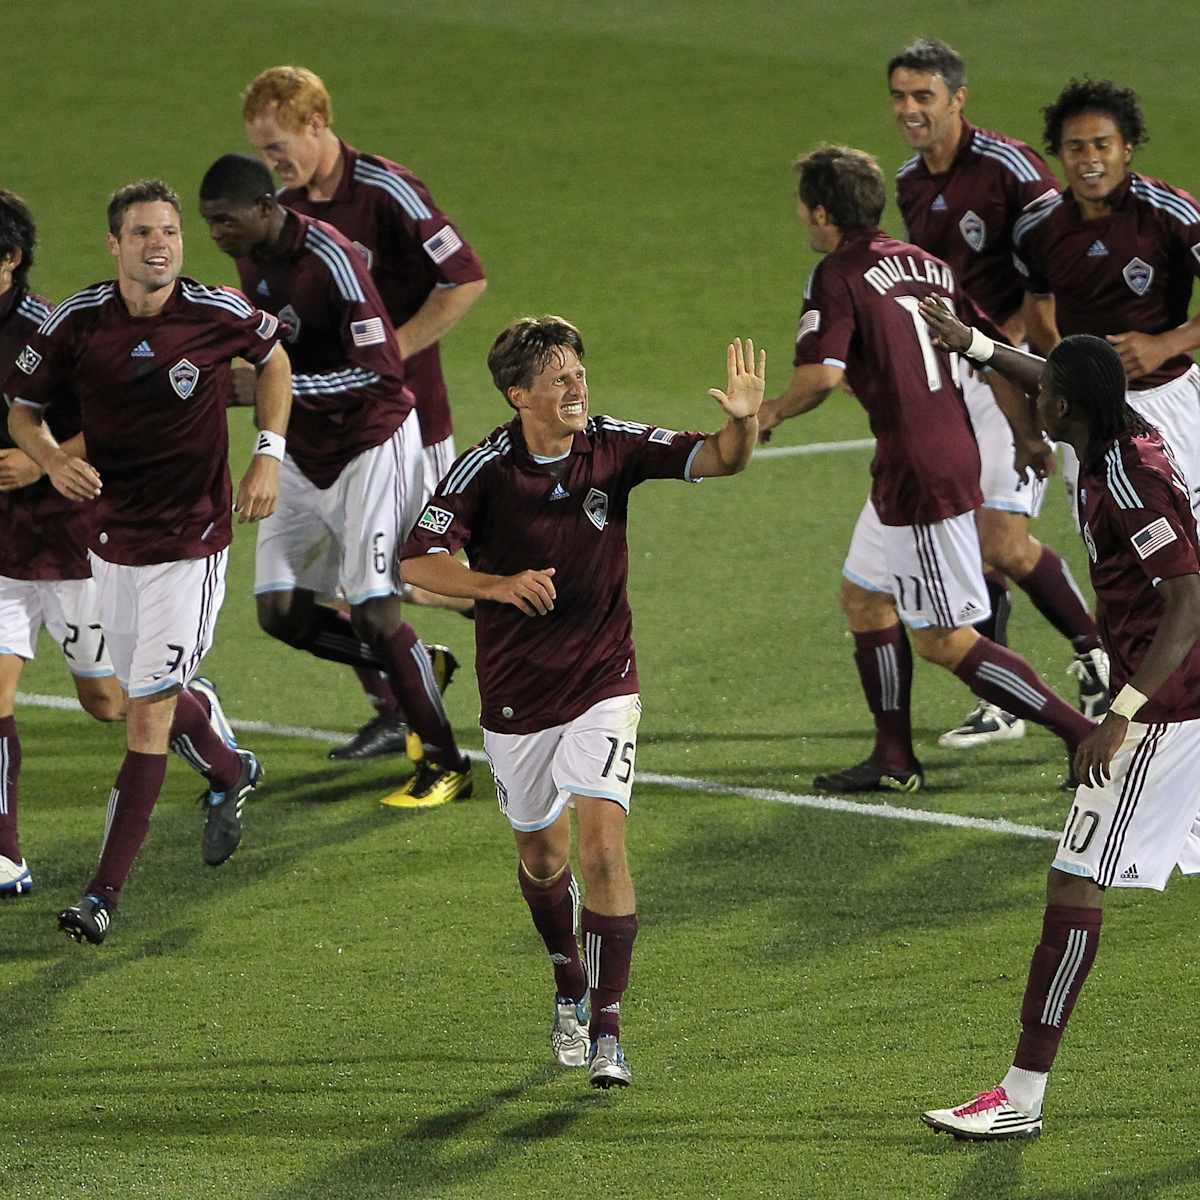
<box><xmin>254</xmin><ymin>418</ymin><xmax>423</xmax><ymax>607</ymax></box>
<box><xmin>842</xmin><ymin>498</ymin><xmax>989</xmax><ymax>630</ymax></box>
<box><xmin>88</xmin><ymin>549</ymin><xmax>227</xmax><ymax>700</ymax></box>
<box><xmin>1127</xmin><ymin>366</ymin><xmax>1200</xmax><ymax>522</ymax></box>
<box><xmin>483</xmin><ymin>694</ymin><xmax>642</xmax><ymax>833</ymax></box>
<box><xmin>421</xmin><ymin>434</ymin><xmax>457</xmax><ymax>504</ymax></box>
<box><xmin>0</xmin><ymin>574</ymin><xmax>114</xmax><ymax>677</ymax></box>
<box><xmin>963</xmin><ymin>366</ymin><xmax>1047</xmax><ymax>518</ymax></box>
<box><xmin>1054</xmin><ymin>718</ymin><xmax>1200</xmax><ymax>891</ymax></box>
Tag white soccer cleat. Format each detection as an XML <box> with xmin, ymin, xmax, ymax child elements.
<box><xmin>922</xmin><ymin>1086</ymin><xmax>1042</xmax><ymax>1141</ymax></box>
<box><xmin>588</xmin><ymin>1035</ymin><xmax>633</xmax><ymax>1089</ymax></box>
<box><xmin>551</xmin><ymin>993</ymin><xmax>591</xmax><ymax>1067</ymax></box>
<box><xmin>1067</xmin><ymin>648</ymin><xmax>1110</xmax><ymax>720</ymax></box>
<box><xmin>937</xmin><ymin>703</ymin><xmax>1025</xmax><ymax>749</ymax></box>
<box><xmin>0</xmin><ymin>854</ymin><xmax>33</xmax><ymax>897</ymax></box>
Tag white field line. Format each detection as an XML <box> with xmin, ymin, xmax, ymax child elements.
<box><xmin>755</xmin><ymin>437</ymin><xmax>874</xmax><ymax>460</ymax></box>
<box><xmin>17</xmin><ymin>690</ymin><xmax>1059</xmax><ymax>843</ymax></box>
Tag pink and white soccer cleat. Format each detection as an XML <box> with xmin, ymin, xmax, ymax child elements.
<box><xmin>921</xmin><ymin>1086</ymin><xmax>1042</xmax><ymax>1141</ymax></box>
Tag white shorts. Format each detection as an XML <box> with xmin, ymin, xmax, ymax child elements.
<box><xmin>1054</xmin><ymin>718</ymin><xmax>1200</xmax><ymax>891</ymax></box>
<box><xmin>962</xmin><ymin>366</ymin><xmax>1047</xmax><ymax>518</ymax></box>
<box><xmin>0</xmin><ymin>574</ymin><xmax>114</xmax><ymax>677</ymax></box>
<box><xmin>422</xmin><ymin>434</ymin><xmax>457</xmax><ymax>503</ymax></box>
<box><xmin>842</xmin><ymin>499</ymin><xmax>990</xmax><ymax>630</ymax></box>
<box><xmin>89</xmin><ymin>549</ymin><xmax>227</xmax><ymax>699</ymax></box>
<box><xmin>1126</xmin><ymin>365</ymin><xmax>1200</xmax><ymax>522</ymax></box>
<box><xmin>482</xmin><ymin>694</ymin><xmax>642</xmax><ymax>832</ymax></box>
<box><xmin>255</xmin><ymin>419</ymin><xmax>423</xmax><ymax>606</ymax></box>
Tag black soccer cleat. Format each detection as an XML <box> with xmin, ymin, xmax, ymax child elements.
<box><xmin>812</xmin><ymin>759</ymin><xmax>925</xmax><ymax>794</ymax></box>
<box><xmin>201</xmin><ymin>749</ymin><xmax>262</xmax><ymax>866</ymax></box>
<box><xmin>58</xmin><ymin>893</ymin><xmax>113</xmax><ymax>945</ymax></box>
<box><xmin>328</xmin><ymin>712</ymin><xmax>410</xmax><ymax>761</ymax></box>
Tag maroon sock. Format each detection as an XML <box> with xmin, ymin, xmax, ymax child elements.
<box><xmin>169</xmin><ymin>688</ymin><xmax>242</xmax><ymax>790</ymax></box>
<box><xmin>1014</xmin><ymin>903</ymin><xmax>1103</xmax><ymax>1072</ymax></box>
<box><xmin>86</xmin><ymin>750</ymin><xmax>168</xmax><ymax>907</ymax></box>
<box><xmin>0</xmin><ymin>715</ymin><xmax>22</xmax><ymax>861</ymax></box>
<box><xmin>973</xmin><ymin>569</ymin><xmax>1012</xmax><ymax>645</ymax></box>
<box><xmin>852</xmin><ymin>626</ymin><xmax>917</xmax><ymax>771</ymax></box>
<box><xmin>519</xmin><ymin>863</ymin><xmax>587</xmax><ymax>1001</ymax></box>
<box><xmin>1017</xmin><ymin>547</ymin><xmax>1101</xmax><ymax>652</ymax></box>
<box><xmin>379</xmin><ymin>623</ymin><xmax>462</xmax><ymax>767</ymax></box>
<box><xmin>953</xmin><ymin>638</ymin><xmax>1094</xmax><ymax>750</ymax></box>
<box><xmin>355</xmin><ymin>668</ymin><xmax>403</xmax><ymax>717</ymax></box>
<box><xmin>582</xmin><ymin>908</ymin><xmax>638</xmax><ymax>1040</ymax></box>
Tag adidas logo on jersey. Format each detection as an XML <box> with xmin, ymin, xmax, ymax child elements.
<box><xmin>1119</xmin><ymin>863</ymin><xmax>1139</xmax><ymax>881</ymax></box>
<box><xmin>257</xmin><ymin>279</ymin><xmax>271</xmax><ymax>296</ymax></box>
<box><xmin>548</xmin><ymin>482</ymin><xmax>570</xmax><ymax>501</ymax></box>
<box><xmin>1087</xmin><ymin>240</ymin><xmax>1109</xmax><ymax>257</ymax></box>
<box><xmin>130</xmin><ymin>340</ymin><xmax>154</xmax><ymax>358</ymax></box>
<box><xmin>931</xmin><ymin>195</ymin><xmax>948</xmax><ymax>212</ymax></box>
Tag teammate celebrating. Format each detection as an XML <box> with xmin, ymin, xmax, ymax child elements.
<box><xmin>5</xmin><ymin>180</ymin><xmax>291</xmax><ymax>943</ymax></box>
<box><xmin>758</xmin><ymin>146</ymin><xmax>1094</xmax><ymax>793</ymax></box>
<box><xmin>1013</xmin><ymin>80</ymin><xmax>1200</xmax><ymax>515</ymax></box>
<box><xmin>399</xmin><ymin>317</ymin><xmax>765</xmax><ymax>1088</ymax></box>
<box><xmin>199</xmin><ymin>154</ymin><xmax>471</xmax><ymax>808</ymax></box>
<box><xmin>0</xmin><ymin>190</ymin><xmax>124</xmax><ymax>898</ymax></box>
<box><xmin>242</xmin><ymin>65</ymin><xmax>486</xmax><ymax>759</ymax></box>
<box><xmin>919</xmin><ymin>301</ymin><xmax>1200</xmax><ymax>1141</ymax></box>
<box><xmin>889</xmin><ymin>37</ymin><xmax>1108</xmax><ymax>746</ymax></box>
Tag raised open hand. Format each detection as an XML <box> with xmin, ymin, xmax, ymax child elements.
<box><xmin>707</xmin><ymin>337</ymin><xmax>766</xmax><ymax>420</ymax></box>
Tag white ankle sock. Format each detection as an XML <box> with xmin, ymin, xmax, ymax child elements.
<box><xmin>1001</xmin><ymin>1064</ymin><xmax>1047</xmax><ymax>1114</ymax></box>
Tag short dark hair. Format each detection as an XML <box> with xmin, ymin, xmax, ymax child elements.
<box><xmin>107</xmin><ymin>179</ymin><xmax>182</xmax><ymax>236</ymax></box>
<box><xmin>486</xmin><ymin>316</ymin><xmax>585</xmax><ymax>409</ymax></box>
<box><xmin>793</xmin><ymin>145</ymin><xmax>886</xmax><ymax>231</ymax></box>
<box><xmin>0</xmin><ymin>189</ymin><xmax>36</xmax><ymax>292</ymax></box>
<box><xmin>1042</xmin><ymin>78</ymin><xmax>1148</xmax><ymax>155</ymax></box>
<box><xmin>886</xmin><ymin>36</ymin><xmax>967</xmax><ymax>94</ymax></box>
<box><xmin>199</xmin><ymin>153</ymin><xmax>276</xmax><ymax>205</ymax></box>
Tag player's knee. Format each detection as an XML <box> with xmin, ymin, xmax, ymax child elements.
<box><xmin>911</xmin><ymin>627</ymin><xmax>962</xmax><ymax>668</ymax></box>
<box><xmin>578</xmin><ymin>838</ymin><xmax>628</xmax><ymax>889</ymax></box>
<box><xmin>1046</xmin><ymin>866</ymin><xmax>1104</xmax><ymax>909</ymax></box>
<box><xmin>840</xmin><ymin>578</ymin><xmax>886</xmax><ymax>624</ymax></box>
<box><xmin>80</xmin><ymin>690</ymin><xmax>125</xmax><ymax>723</ymax></box>
<box><xmin>256</xmin><ymin>594</ymin><xmax>305</xmax><ymax>645</ymax></box>
<box><xmin>349</xmin><ymin>597</ymin><xmax>401</xmax><ymax>646</ymax></box>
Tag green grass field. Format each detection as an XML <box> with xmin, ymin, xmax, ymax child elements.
<box><xmin>4</xmin><ymin>2</ymin><xmax>1200</xmax><ymax>1196</ymax></box>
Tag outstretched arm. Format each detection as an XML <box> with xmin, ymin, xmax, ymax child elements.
<box><xmin>235</xmin><ymin>344</ymin><xmax>292</xmax><ymax>523</ymax></box>
<box><xmin>918</xmin><ymin>297</ymin><xmax>1046</xmax><ymax>393</ymax></box>
<box><xmin>689</xmin><ymin>338</ymin><xmax>766</xmax><ymax>478</ymax></box>
<box><xmin>756</xmin><ymin>363</ymin><xmax>843</xmax><ymax>441</ymax></box>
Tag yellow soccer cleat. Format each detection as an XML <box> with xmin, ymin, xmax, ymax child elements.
<box><xmin>380</xmin><ymin>754</ymin><xmax>474</xmax><ymax>810</ymax></box>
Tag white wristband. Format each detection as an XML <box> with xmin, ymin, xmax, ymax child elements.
<box><xmin>1109</xmin><ymin>683</ymin><xmax>1148</xmax><ymax>721</ymax></box>
<box><xmin>965</xmin><ymin>327</ymin><xmax>996</xmax><ymax>363</ymax></box>
<box><xmin>253</xmin><ymin>430</ymin><xmax>286</xmax><ymax>461</ymax></box>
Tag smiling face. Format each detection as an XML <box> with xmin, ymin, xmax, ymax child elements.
<box><xmin>1058</xmin><ymin>111</ymin><xmax>1132</xmax><ymax>206</ymax></box>
<box><xmin>245</xmin><ymin>105</ymin><xmax>326</xmax><ymax>190</ymax></box>
<box><xmin>889</xmin><ymin>67</ymin><xmax>965</xmax><ymax>155</ymax></box>
<box><xmin>510</xmin><ymin>346</ymin><xmax>589</xmax><ymax>451</ymax></box>
<box><xmin>107</xmin><ymin>200</ymin><xmax>182</xmax><ymax>294</ymax></box>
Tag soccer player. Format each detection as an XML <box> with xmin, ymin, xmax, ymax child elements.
<box><xmin>758</xmin><ymin>146</ymin><xmax>1094</xmax><ymax>793</ymax></box>
<box><xmin>398</xmin><ymin>317</ymin><xmax>765</xmax><ymax>1087</ymax></box>
<box><xmin>0</xmin><ymin>190</ymin><xmax>125</xmax><ymax>897</ymax></box>
<box><xmin>918</xmin><ymin>301</ymin><xmax>1200</xmax><ymax>1140</ymax></box>
<box><xmin>1012</xmin><ymin>79</ymin><xmax>1200</xmax><ymax>516</ymax></box>
<box><xmin>243</xmin><ymin>64</ymin><xmax>486</xmax><ymax>759</ymax></box>
<box><xmin>889</xmin><ymin>38</ymin><xmax>1109</xmax><ymax>746</ymax></box>
<box><xmin>5</xmin><ymin>179</ymin><xmax>291</xmax><ymax>943</ymax></box>
<box><xmin>198</xmin><ymin>154</ymin><xmax>471</xmax><ymax>808</ymax></box>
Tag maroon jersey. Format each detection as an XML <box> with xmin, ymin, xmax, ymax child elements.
<box><xmin>399</xmin><ymin>415</ymin><xmax>707</xmax><ymax>734</ymax></box>
<box><xmin>233</xmin><ymin>210</ymin><xmax>412</xmax><ymax>489</ymax></box>
<box><xmin>794</xmin><ymin>228</ymin><xmax>984</xmax><ymax>524</ymax></box>
<box><xmin>1078</xmin><ymin>427</ymin><xmax>1200</xmax><ymax>722</ymax></box>
<box><xmin>1</xmin><ymin>289</ymin><xmax>91</xmax><ymax>580</ymax></box>
<box><xmin>279</xmin><ymin>140</ymin><xmax>486</xmax><ymax>447</ymax></box>
<box><xmin>1013</xmin><ymin>172</ymin><xmax>1200</xmax><ymax>389</ymax></box>
<box><xmin>896</xmin><ymin>120</ymin><xmax>1060</xmax><ymax>326</ymax></box>
<box><xmin>3</xmin><ymin>278</ymin><xmax>280</xmax><ymax>566</ymax></box>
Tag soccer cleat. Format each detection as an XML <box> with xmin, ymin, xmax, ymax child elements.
<box><xmin>588</xmin><ymin>1035</ymin><xmax>632</xmax><ymax>1089</ymax></box>
<box><xmin>58</xmin><ymin>893</ymin><xmax>113</xmax><ymax>945</ymax></box>
<box><xmin>190</xmin><ymin>676</ymin><xmax>238</xmax><ymax>749</ymax></box>
<box><xmin>922</xmin><ymin>1086</ymin><xmax>1042</xmax><ymax>1141</ymax></box>
<box><xmin>812</xmin><ymin>759</ymin><xmax>924</xmax><ymax>794</ymax></box>
<box><xmin>201</xmin><ymin>749</ymin><xmax>262</xmax><ymax>866</ymax></box>
<box><xmin>328</xmin><ymin>712</ymin><xmax>410</xmax><ymax>761</ymax></box>
<box><xmin>427</xmin><ymin>644</ymin><xmax>460</xmax><ymax>694</ymax></box>
<box><xmin>1068</xmin><ymin>648</ymin><xmax>1110</xmax><ymax>719</ymax></box>
<box><xmin>552</xmin><ymin>993</ymin><xmax>591</xmax><ymax>1067</ymax></box>
<box><xmin>379</xmin><ymin>756</ymin><xmax>474</xmax><ymax>810</ymax></box>
<box><xmin>0</xmin><ymin>854</ymin><xmax>33</xmax><ymax>898</ymax></box>
<box><xmin>937</xmin><ymin>703</ymin><xmax>1026</xmax><ymax>749</ymax></box>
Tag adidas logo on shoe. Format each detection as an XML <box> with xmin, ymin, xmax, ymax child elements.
<box><xmin>1087</xmin><ymin>240</ymin><xmax>1109</xmax><ymax>257</ymax></box>
<box><xmin>1120</xmin><ymin>863</ymin><xmax>1139</xmax><ymax>881</ymax></box>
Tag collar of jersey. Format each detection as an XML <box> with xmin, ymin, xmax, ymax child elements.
<box><xmin>509</xmin><ymin>417</ymin><xmax>594</xmax><ymax>466</ymax></box>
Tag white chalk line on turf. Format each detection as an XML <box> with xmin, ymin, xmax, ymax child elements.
<box><xmin>755</xmin><ymin>437</ymin><xmax>875</xmax><ymax>460</ymax></box>
<box><xmin>17</xmin><ymin>690</ymin><xmax>1058</xmax><ymax>843</ymax></box>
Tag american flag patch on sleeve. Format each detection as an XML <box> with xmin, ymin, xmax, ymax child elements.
<box><xmin>796</xmin><ymin>310</ymin><xmax>821</xmax><ymax>343</ymax></box>
<box><xmin>351</xmin><ymin>317</ymin><xmax>387</xmax><ymax>347</ymax></box>
<box><xmin>422</xmin><ymin>225</ymin><xmax>464</xmax><ymax>264</ymax></box>
<box><xmin>1131</xmin><ymin>516</ymin><xmax>1178</xmax><ymax>559</ymax></box>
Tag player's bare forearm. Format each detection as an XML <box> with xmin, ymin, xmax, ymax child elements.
<box><xmin>692</xmin><ymin>338</ymin><xmax>765</xmax><ymax>475</ymax></box>
<box><xmin>695</xmin><ymin>416</ymin><xmax>758</xmax><ymax>477</ymax></box>
<box><xmin>757</xmin><ymin>363</ymin><xmax>840</xmax><ymax>441</ymax></box>
<box><xmin>254</xmin><ymin>345</ymin><xmax>292</xmax><ymax>436</ymax></box>
<box><xmin>230</xmin><ymin>362</ymin><xmax>257</xmax><ymax>407</ymax></box>
<box><xmin>396</xmin><ymin>278</ymin><xmax>487</xmax><ymax>359</ymax></box>
<box><xmin>7</xmin><ymin>402</ymin><xmax>101</xmax><ymax>501</ymax></box>
<box><xmin>987</xmin><ymin>370</ymin><xmax>1042</xmax><ymax>443</ymax></box>
<box><xmin>401</xmin><ymin>554</ymin><xmax>557</xmax><ymax>616</ymax></box>
<box><xmin>919</xmin><ymin>297</ymin><xmax>1046</xmax><ymax>393</ymax></box>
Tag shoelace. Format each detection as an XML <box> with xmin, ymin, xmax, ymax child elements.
<box><xmin>953</xmin><ymin>1086</ymin><xmax>1009</xmax><ymax>1117</ymax></box>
